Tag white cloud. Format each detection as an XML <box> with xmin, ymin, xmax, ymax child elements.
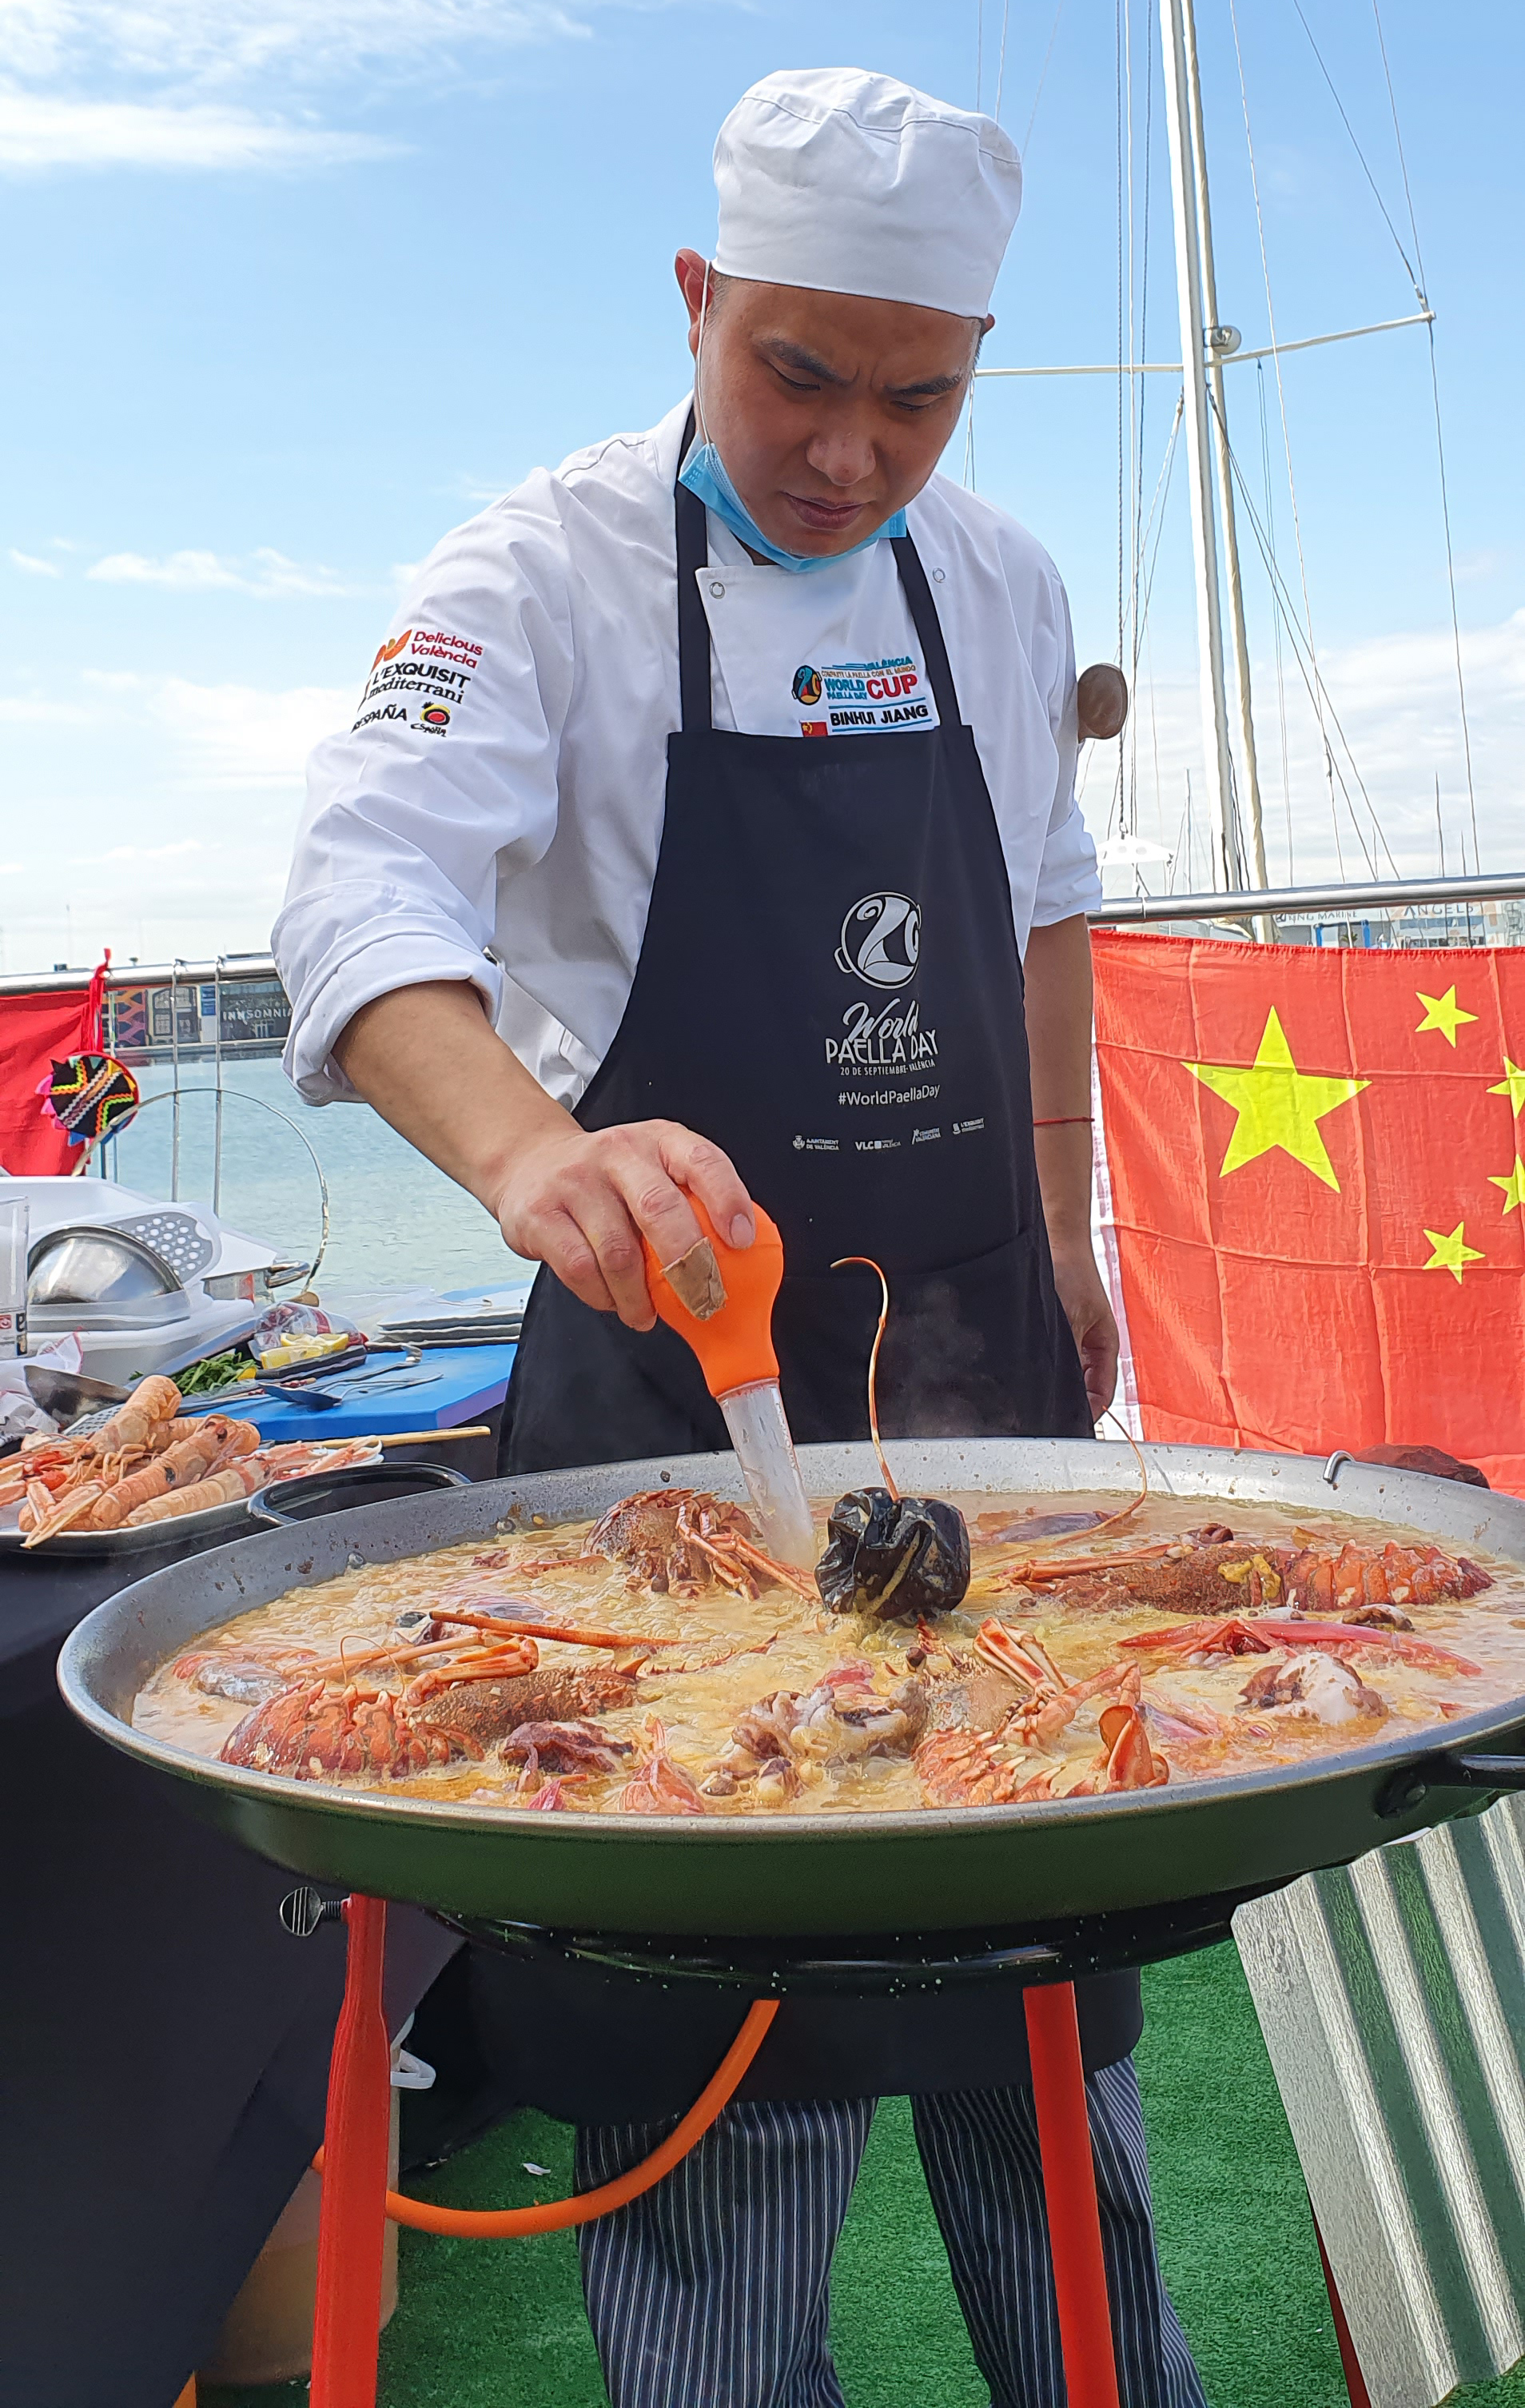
<box><xmin>86</xmin><ymin>545</ymin><xmax>373</xmax><ymax>596</ymax></box>
<box><xmin>14</xmin><ymin>667</ymin><xmax>349</xmax><ymax>784</ymax></box>
<box><xmin>71</xmin><ymin>838</ymin><xmax>202</xmax><ymax>863</ymax></box>
<box><xmin>0</xmin><ymin>694</ymin><xmax>92</xmax><ymax>721</ymax></box>
<box><xmin>2</xmin><ymin>0</ymin><xmax>588</xmax><ymax>87</ymax></box>
<box><xmin>147</xmin><ymin>676</ymin><xmax>352</xmax><ymax>786</ymax></box>
<box><xmin>1088</xmin><ymin>608</ymin><xmax>1525</xmax><ymax>895</ymax></box>
<box><xmin>0</xmin><ymin>90</ymin><xmax>398</xmax><ymax>171</ymax></box>
<box><xmin>8</xmin><ymin>546</ymin><xmax>61</xmax><ymax>575</ymax></box>
<box><xmin>0</xmin><ymin>0</ymin><xmax>614</xmax><ymax>175</ymax></box>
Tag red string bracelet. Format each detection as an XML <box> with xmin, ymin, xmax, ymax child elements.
<box><xmin>1033</xmin><ymin>1114</ymin><xmax>1093</xmax><ymax>1127</ymax></box>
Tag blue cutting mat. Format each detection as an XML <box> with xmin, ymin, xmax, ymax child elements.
<box><xmin>235</xmin><ymin>1342</ymin><xmax>516</xmax><ymax>1441</ymax></box>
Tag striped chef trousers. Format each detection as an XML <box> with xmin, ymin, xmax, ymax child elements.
<box><xmin>575</xmin><ymin>2055</ymin><xmax>1207</xmax><ymax>2408</ymax></box>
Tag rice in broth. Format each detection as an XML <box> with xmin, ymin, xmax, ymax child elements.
<box><xmin>132</xmin><ymin>1488</ymin><xmax>1525</xmax><ymax>1816</ymax></box>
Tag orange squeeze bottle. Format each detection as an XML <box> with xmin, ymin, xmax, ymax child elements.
<box><xmin>642</xmin><ymin>1202</ymin><xmax>816</xmax><ymax>1567</ymax></box>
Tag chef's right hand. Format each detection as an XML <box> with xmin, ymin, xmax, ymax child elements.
<box><xmin>493</xmin><ymin>1118</ymin><xmax>756</xmax><ymax>1331</ymax></box>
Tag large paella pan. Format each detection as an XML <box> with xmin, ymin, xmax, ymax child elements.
<box><xmin>56</xmin><ymin>1438</ymin><xmax>1525</xmax><ymax>1940</ymax></box>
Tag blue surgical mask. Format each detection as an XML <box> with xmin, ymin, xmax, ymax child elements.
<box><xmin>679</xmin><ymin>436</ymin><xmax>906</xmax><ymax>574</ymax></box>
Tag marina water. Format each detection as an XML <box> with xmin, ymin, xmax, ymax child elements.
<box><xmin>95</xmin><ymin>1055</ymin><xmax>535</xmax><ymax>1308</ymax></box>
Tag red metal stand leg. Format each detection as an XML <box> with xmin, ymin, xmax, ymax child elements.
<box><xmin>1313</xmin><ymin>2212</ymin><xmax>1374</xmax><ymax>2408</ymax></box>
<box><xmin>310</xmin><ymin>1896</ymin><xmax>391</xmax><ymax>2408</ymax></box>
<box><xmin>1024</xmin><ymin>1982</ymin><xmax>1122</xmax><ymax>2408</ymax></box>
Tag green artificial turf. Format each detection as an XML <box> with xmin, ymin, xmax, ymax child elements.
<box><xmin>202</xmin><ymin>1943</ymin><xmax>1525</xmax><ymax>2407</ymax></box>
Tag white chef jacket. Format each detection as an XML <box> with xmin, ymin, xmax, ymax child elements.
<box><xmin>275</xmin><ymin>397</ymin><xmax>1100</xmax><ymax>1107</ymax></box>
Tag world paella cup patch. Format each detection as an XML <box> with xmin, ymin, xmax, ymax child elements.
<box><xmin>791</xmin><ymin>653</ymin><xmax>937</xmax><ymax>736</ymax></box>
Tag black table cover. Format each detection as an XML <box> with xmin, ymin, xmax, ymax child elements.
<box><xmin>0</xmin><ymin>1543</ymin><xmax>456</xmax><ymax>2408</ymax></box>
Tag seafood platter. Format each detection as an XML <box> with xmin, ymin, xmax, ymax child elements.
<box><xmin>58</xmin><ymin>1437</ymin><xmax>1525</xmax><ymax>1940</ymax></box>
<box><xmin>1</xmin><ymin>1373</ymin><xmax>387</xmax><ymax>1557</ymax></box>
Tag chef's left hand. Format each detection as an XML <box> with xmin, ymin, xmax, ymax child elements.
<box><xmin>1049</xmin><ymin>1242</ymin><xmax>1119</xmax><ymax>1423</ymax></box>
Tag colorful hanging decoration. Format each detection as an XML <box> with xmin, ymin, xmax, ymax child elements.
<box><xmin>38</xmin><ymin>1051</ymin><xmax>141</xmax><ymax>1147</ymax></box>
<box><xmin>0</xmin><ymin>954</ymin><xmax>112</xmax><ymax>1174</ymax></box>
<box><xmin>1091</xmin><ymin>931</ymin><xmax>1525</xmax><ymax>1495</ymax></box>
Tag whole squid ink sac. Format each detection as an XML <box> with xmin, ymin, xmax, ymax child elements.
<box><xmin>815</xmin><ymin>1485</ymin><xmax>971</xmax><ymax>1620</ymax></box>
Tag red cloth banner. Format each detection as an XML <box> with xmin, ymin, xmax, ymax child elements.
<box><xmin>0</xmin><ymin>965</ymin><xmax>107</xmax><ymax>1175</ymax></box>
<box><xmin>1092</xmin><ymin>931</ymin><xmax>1525</xmax><ymax>1493</ymax></box>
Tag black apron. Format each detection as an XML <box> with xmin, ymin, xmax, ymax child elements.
<box><xmin>491</xmin><ymin>454</ymin><xmax>1141</xmax><ymax>2119</ymax></box>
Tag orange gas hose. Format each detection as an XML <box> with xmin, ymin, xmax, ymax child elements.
<box><xmin>315</xmin><ymin>1997</ymin><xmax>779</xmax><ymax>2239</ymax></box>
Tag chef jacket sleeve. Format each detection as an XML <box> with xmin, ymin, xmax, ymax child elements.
<box><xmin>1028</xmin><ymin>562</ymin><xmax>1102</xmax><ymax>929</ymax></box>
<box><xmin>273</xmin><ymin>488</ymin><xmax>574</xmax><ymax>1103</ymax></box>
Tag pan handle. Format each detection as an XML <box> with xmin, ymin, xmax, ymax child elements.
<box><xmin>248</xmin><ymin>1460</ymin><xmax>470</xmax><ymax>1528</ymax></box>
<box><xmin>1378</xmin><ymin>1749</ymin><xmax>1525</xmax><ymax>1819</ymax></box>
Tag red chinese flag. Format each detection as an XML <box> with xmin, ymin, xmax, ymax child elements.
<box><xmin>1093</xmin><ymin>931</ymin><xmax>1525</xmax><ymax>1493</ymax></box>
<box><xmin>0</xmin><ymin>967</ymin><xmax>107</xmax><ymax>1175</ymax></box>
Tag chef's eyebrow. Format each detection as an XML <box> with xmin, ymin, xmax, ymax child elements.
<box><xmin>759</xmin><ymin>337</ymin><xmax>970</xmax><ymax>401</ymax></box>
<box><xmin>886</xmin><ymin>369</ymin><xmax>970</xmax><ymax>399</ymax></box>
<box><xmin>761</xmin><ymin>337</ymin><xmax>853</xmax><ymax>386</ymax></box>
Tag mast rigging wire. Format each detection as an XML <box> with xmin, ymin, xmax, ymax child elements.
<box><xmin>1288</xmin><ymin>0</ymin><xmax>1420</xmax><ymax>297</ymax></box>
<box><xmin>1288</xmin><ymin>0</ymin><xmax>1478</xmax><ymax>868</ymax></box>
<box><xmin>1126</xmin><ymin>0</ymin><xmax>1157</xmax><ymax>848</ymax></box>
<box><xmin>1215</xmin><ymin>412</ymin><xmax>1402</xmax><ymax>880</ymax></box>
<box><xmin>1256</xmin><ymin>361</ymin><xmax>1296</xmax><ymax>883</ymax></box>
<box><xmin>994</xmin><ymin>0</ymin><xmax>1013</xmax><ymax>122</ymax></box>
<box><xmin>1130</xmin><ymin>400</ymin><xmax>1185</xmax><ymax>734</ymax></box>
<box><xmin>1023</xmin><ymin>2</ymin><xmax>1068</xmax><ymax>153</ymax></box>
<box><xmin>1368</xmin><ymin>0</ymin><xmax>1479</xmax><ymax>864</ymax></box>
<box><xmin>1226</xmin><ymin>0</ymin><xmax>1344</xmax><ymax>877</ymax></box>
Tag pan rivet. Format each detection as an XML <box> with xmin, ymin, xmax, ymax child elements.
<box><xmin>347</xmin><ymin>1550</ymin><xmax>364</xmax><ymax>1569</ymax></box>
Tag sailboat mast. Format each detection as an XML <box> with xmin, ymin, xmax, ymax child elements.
<box><xmin>1180</xmin><ymin>0</ymin><xmax>1270</xmax><ymax>898</ymax></box>
<box><xmin>1159</xmin><ymin>0</ymin><xmax>1243</xmax><ymax>892</ymax></box>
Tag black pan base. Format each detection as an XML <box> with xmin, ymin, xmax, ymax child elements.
<box><xmin>442</xmin><ymin>1876</ymin><xmax>1288</xmax><ymax>1997</ymax></box>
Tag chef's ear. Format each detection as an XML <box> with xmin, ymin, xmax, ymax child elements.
<box><xmin>675</xmin><ymin>249</ymin><xmax>712</xmax><ymax>346</ymax></box>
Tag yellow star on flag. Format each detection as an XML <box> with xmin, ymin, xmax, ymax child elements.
<box><xmin>1415</xmin><ymin>986</ymin><xmax>1478</xmax><ymax>1046</ymax></box>
<box><xmin>1490</xmin><ymin>1158</ymin><xmax>1525</xmax><ymax>1214</ymax></box>
<box><xmin>1490</xmin><ymin>1060</ymin><xmax>1525</xmax><ymax>1116</ymax></box>
<box><xmin>1185</xmin><ymin>1007</ymin><xmax>1368</xmax><ymax>1191</ymax></box>
<box><xmin>1423</xmin><ymin>1222</ymin><xmax>1484</xmax><ymax>1282</ymax></box>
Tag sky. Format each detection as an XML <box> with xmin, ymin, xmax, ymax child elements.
<box><xmin>2</xmin><ymin>0</ymin><xmax>1521</xmax><ymax>975</ymax></box>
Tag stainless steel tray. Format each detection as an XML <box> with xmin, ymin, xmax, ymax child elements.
<box><xmin>0</xmin><ymin>1490</ymin><xmax>256</xmax><ymax>1558</ymax></box>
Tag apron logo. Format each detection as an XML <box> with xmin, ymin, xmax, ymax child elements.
<box><xmin>836</xmin><ymin>892</ymin><xmax>921</xmax><ymax>989</ymax></box>
<box><xmin>792</xmin><ymin>664</ymin><xmax>823</xmax><ymax>704</ymax></box>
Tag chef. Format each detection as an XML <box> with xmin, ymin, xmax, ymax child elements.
<box><xmin>276</xmin><ymin>66</ymin><xmax>1204</xmax><ymax>2408</ymax></box>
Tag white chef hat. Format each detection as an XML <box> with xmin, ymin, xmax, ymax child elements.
<box><xmin>712</xmin><ymin>68</ymin><xmax>1022</xmax><ymax>320</ymax></box>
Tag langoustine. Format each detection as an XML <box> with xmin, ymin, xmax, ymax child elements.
<box><xmin>1012</xmin><ymin>1534</ymin><xmax>1491</xmax><ymax>1619</ymax></box>
<box><xmin>213</xmin><ymin>1604</ymin><xmax>657</xmax><ymax>1781</ymax></box>
<box><xmin>584</xmin><ymin>1489</ymin><xmax>816</xmax><ymax>1601</ymax></box>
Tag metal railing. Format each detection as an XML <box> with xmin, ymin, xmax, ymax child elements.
<box><xmin>2</xmin><ymin>873</ymin><xmax>1522</xmax><ymax>998</ymax></box>
<box><xmin>0</xmin><ymin>954</ymin><xmax>278</xmax><ymax>998</ymax></box>
<box><xmin>1088</xmin><ymin>871</ymin><xmax>1525</xmax><ymax>926</ymax></box>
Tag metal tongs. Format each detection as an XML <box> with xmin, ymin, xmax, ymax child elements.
<box><xmin>642</xmin><ymin>1204</ymin><xmax>816</xmax><ymax>1569</ymax></box>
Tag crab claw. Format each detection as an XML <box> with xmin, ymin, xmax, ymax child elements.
<box><xmin>974</xmin><ymin>1619</ymin><xmax>1062</xmax><ymax>1693</ymax></box>
<box><xmin>1077</xmin><ymin>1702</ymin><xmax>1169</xmax><ymax>1792</ymax></box>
